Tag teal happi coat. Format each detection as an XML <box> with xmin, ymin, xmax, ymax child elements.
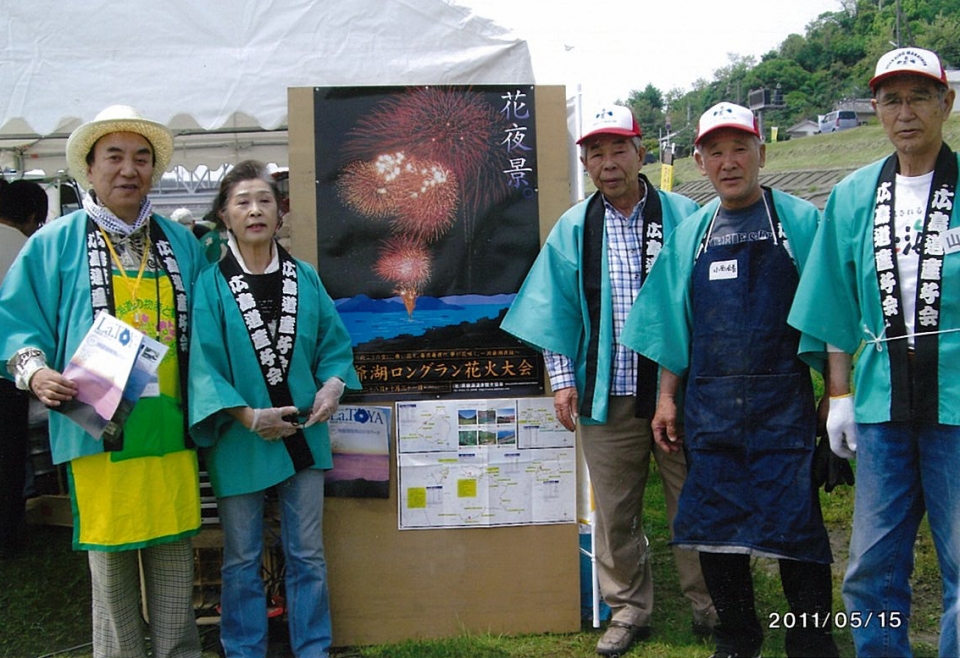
<box><xmin>188</xmin><ymin>254</ymin><xmax>361</xmax><ymax>498</ymax></box>
<box><xmin>788</xmin><ymin>155</ymin><xmax>960</xmax><ymax>424</ymax></box>
<box><xmin>500</xmin><ymin>187</ymin><xmax>698</xmax><ymax>424</ymax></box>
<box><xmin>0</xmin><ymin>210</ymin><xmax>204</xmax><ymax>464</ymax></box>
<box><xmin>621</xmin><ymin>190</ymin><xmax>824</xmax><ymax>377</ymax></box>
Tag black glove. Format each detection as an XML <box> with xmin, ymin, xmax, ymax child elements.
<box><xmin>812</xmin><ymin>434</ymin><xmax>855</xmax><ymax>492</ymax></box>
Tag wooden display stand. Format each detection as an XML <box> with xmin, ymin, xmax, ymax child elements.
<box><xmin>287</xmin><ymin>85</ymin><xmax>580</xmax><ymax>647</ymax></box>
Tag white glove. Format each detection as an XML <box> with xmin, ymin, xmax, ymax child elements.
<box><xmin>826</xmin><ymin>395</ymin><xmax>857</xmax><ymax>459</ymax></box>
<box><xmin>304</xmin><ymin>377</ymin><xmax>345</xmax><ymax>428</ymax></box>
<box><xmin>250</xmin><ymin>406</ymin><xmax>300</xmax><ymax>440</ymax></box>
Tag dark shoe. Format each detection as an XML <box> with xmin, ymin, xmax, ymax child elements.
<box><xmin>707</xmin><ymin>651</ymin><xmax>761</xmax><ymax>658</ymax></box>
<box><xmin>596</xmin><ymin>620</ymin><xmax>650</xmax><ymax>656</ymax></box>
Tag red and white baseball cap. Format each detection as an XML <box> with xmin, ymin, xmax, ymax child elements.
<box><xmin>870</xmin><ymin>47</ymin><xmax>947</xmax><ymax>91</ymax></box>
<box><xmin>694</xmin><ymin>102</ymin><xmax>760</xmax><ymax>145</ymax></box>
<box><xmin>577</xmin><ymin>106</ymin><xmax>642</xmax><ymax>145</ymax></box>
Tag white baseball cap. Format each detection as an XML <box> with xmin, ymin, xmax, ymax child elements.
<box><xmin>577</xmin><ymin>106</ymin><xmax>642</xmax><ymax>145</ymax></box>
<box><xmin>870</xmin><ymin>47</ymin><xmax>947</xmax><ymax>91</ymax></box>
<box><xmin>694</xmin><ymin>102</ymin><xmax>760</xmax><ymax>145</ymax></box>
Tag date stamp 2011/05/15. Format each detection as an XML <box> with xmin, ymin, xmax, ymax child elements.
<box><xmin>768</xmin><ymin>611</ymin><xmax>903</xmax><ymax>630</ymax></box>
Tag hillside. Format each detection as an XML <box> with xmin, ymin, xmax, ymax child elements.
<box><xmin>638</xmin><ymin>120</ymin><xmax>960</xmax><ymax>208</ymax></box>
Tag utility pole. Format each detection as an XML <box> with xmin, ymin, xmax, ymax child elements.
<box><xmin>895</xmin><ymin>0</ymin><xmax>901</xmax><ymax>48</ymax></box>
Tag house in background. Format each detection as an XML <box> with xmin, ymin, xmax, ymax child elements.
<box><xmin>785</xmin><ymin>119</ymin><xmax>820</xmax><ymax>139</ymax></box>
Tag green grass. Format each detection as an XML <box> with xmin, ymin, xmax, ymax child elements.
<box><xmin>1</xmin><ymin>464</ymin><xmax>942</xmax><ymax>658</ymax></box>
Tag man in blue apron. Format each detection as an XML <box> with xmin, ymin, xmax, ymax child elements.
<box><xmin>790</xmin><ymin>47</ymin><xmax>960</xmax><ymax>658</ymax></box>
<box><xmin>502</xmin><ymin>105</ymin><xmax>715</xmax><ymax>656</ymax></box>
<box><xmin>621</xmin><ymin>102</ymin><xmax>838</xmax><ymax>658</ymax></box>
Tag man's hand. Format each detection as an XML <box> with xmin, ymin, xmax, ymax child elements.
<box><xmin>29</xmin><ymin>368</ymin><xmax>78</xmax><ymax>407</ymax></box>
<box><xmin>651</xmin><ymin>367</ymin><xmax>683</xmax><ymax>453</ymax></box>
<box><xmin>652</xmin><ymin>396</ymin><xmax>683</xmax><ymax>453</ymax></box>
<box><xmin>826</xmin><ymin>395</ymin><xmax>857</xmax><ymax>459</ymax></box>
<box><xmin>553</xmin><ymin>387</ymin><xmax>578</xmax><ymax>432</ymax></box>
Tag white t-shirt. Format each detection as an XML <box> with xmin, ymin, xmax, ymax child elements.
<box><xmin>894</xmin><ymin>171</ymin><xmax>934</xmax><ymax>347</ymax></box>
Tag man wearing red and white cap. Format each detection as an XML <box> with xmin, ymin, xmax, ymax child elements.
<box><xmin>503</xmin><ymin>105</ymin><xmax>716</xmax><ymax>656</ymax></box>
<box><xmin>790</xmin><ymin>47</ymin><xmax>960</xmax><ymax>658</ymax></box>
<box><xmin>622</xmin><ymin>101</ymin><xmax>841</xmax><ymax>658</ymax></box>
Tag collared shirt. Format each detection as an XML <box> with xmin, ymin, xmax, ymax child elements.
<box><xmin>544</xmin><ymin>189</ymin><xmax>647</xmax><ymax>395</ymax></box>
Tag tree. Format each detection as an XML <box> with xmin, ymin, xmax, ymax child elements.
<box><xmin>616</xmin><ymin>0</ymin><xmax>960</xmax><ymax>157</ymax></box>
<box><xmin>917</xmin><ymin>11</ymin><xmax>960</xmax><ymax>67</ymax></box>
<box><xmin>624</xmin><ymin>84</ymin><xmax>667</xmax><ymax>145</ymax></box>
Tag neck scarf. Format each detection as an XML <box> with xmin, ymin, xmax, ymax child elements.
<box><xmin>83</xmin><ymin>191</ymin><xmax>153</xmax><ymax>236</ymax></box>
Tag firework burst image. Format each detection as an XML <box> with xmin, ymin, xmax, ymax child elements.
<box><xmin>337</xmin><ymin>152</ymin><xmax>460</xmax><ymax>243</ymax></box>
<box><xmin>333</xmin><ymin>87</ymin><xmax>514</xmax><ymax>315</ymax></box>
<box><xmin>314</xmin><ymin>84</ymin><xmax>543</xmax><ymax>399</ymax></box>
<box><xmin>373</xmin><ymin>237</ymin><xmax>433</xmax><ymax>317</ymax></box>
<box><xmin>341</xmin><ymin>86</ymin><xmax>511</xmax><ymax>231</ymax></box>
<box><xmin>335</xmin><ymin>159</ymin><xmax>396</xmax><ymax>220</ymax></box>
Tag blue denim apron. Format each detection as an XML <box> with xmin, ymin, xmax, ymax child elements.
<box><xmin>674</xmin><ymin>204</ymin><xmax>831</xmax><ymax>563</ymax></box>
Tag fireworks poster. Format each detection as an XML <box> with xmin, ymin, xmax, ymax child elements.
<box><xmin>314</xmin><ymin>85</ymin><xmax>544</xmax><ymax>400</ymax></box>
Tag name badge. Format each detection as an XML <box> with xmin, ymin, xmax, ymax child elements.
<box><xmin>709</xmin><ymin>259</ymin><xmax>738</xmax><ymax>280</ymax></box>
<box><xmin>941</xmin><ymin>227</ymin><xmax>960</xmax><ymax>254</ymax></box>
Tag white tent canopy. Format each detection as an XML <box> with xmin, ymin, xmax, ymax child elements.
<box><xmin>0</xmin><ymin>0</ymin><xmax>535</xmax><ymax>175</ymax></box>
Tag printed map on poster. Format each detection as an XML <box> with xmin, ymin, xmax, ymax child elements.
<box><xmin>397</xmin><ymin>398</ymin><xmax>575</xmax><ymax>529</ymax></box>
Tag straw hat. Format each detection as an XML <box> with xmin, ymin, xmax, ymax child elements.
<box><xmin>66</xmin><ymin>105</ymin><xmax>174</xmax><ymax>190</ymax></box>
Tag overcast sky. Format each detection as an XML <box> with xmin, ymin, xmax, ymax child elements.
<box><xmin>456</xmin><ymin>0</ymin><xmax>842</xmax><ymax>113</ymax></box>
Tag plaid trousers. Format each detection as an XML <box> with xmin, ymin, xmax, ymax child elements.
<box><xmin>88</xmin><ymin>537</ymin><xmax>200</xmax><ymax>658</ymax></box>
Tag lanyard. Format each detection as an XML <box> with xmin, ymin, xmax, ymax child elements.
<box><xmin>99</xmin><ymin>227</ymin><xmax>151</xmax><ymax>303</ymax></box>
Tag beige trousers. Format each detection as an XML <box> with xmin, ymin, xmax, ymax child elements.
<box><xmin>580</xmin><ymin>396</ymin><xmax>715</xmax><ymax>628</ymax></box>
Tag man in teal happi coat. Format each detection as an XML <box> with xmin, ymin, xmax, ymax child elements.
<box><xmin>621</xmin><ymin>102</ymin><xmax>839</xmax><ymax>658</ymax></box>
<box><xmin>502</xmin><ymin>105</ymin><xmax>714</xmax><ymax>657</ymax></box>
<box><xmin>789</xmin><ymin>47</ymin><xmax>960</xmax><ymax>658</ymax></box>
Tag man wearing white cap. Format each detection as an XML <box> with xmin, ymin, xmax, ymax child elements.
<box><xmin>790</xmin><ymin>47</ymin><xmax>960</xmax><ymax>658</ymax></box>
<box><xmin>621</xmin><ymin>102</ymin><xmax>840</xmax><ymax>658</ymax></box>
<box><xmin>0</xmin><ymin>105</ymin><xmax>204</xmax><ymax>657</ymax></box>
<box><xmin>502</xmin><ymin>105</ymin><xmax>715</xmax><ymax>655</ymax></box>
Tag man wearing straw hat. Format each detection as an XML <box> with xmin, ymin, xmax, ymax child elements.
<box><xmin>0</xmin><ymin>105</ymin><xmax>204</xmax><ymax>657</ymax></box>
<box><xmin>790</xmin><ymin>47</ymin><xmax>960</xmax><ymax>658</ymax></box>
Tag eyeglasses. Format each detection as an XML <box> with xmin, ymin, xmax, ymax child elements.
<box><xmin>877</xmin><ymin>92</ymin><xmax>942</xmax><ymax>113</ymax></box>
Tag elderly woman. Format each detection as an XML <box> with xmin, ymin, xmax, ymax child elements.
<box><xmin>0</xmin><ymin>106</ymin><xmax>204</xmax><ymax>657</ymax></box>
<box><xmin>189</xmin><ymin>160</ymin><xmax>360</xmax><ymax>658</ymax></box>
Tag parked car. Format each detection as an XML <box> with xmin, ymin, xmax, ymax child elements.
<box><xmin>818</xmin><ymin>110</ymin><xmax>859</xmax><ymax>134</ymax></box>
